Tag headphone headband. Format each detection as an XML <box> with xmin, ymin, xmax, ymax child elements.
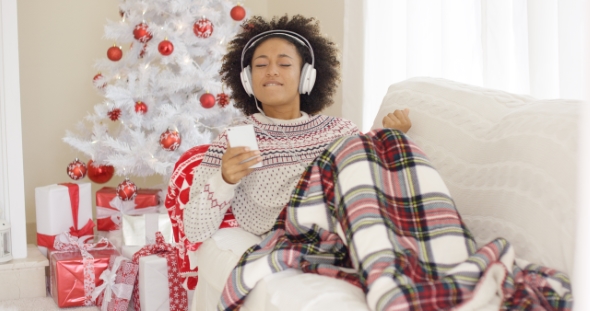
<box><xmin>240</xmin><ymin>30</ymin><xmax>315</xmax><ymax>71</ymax></box>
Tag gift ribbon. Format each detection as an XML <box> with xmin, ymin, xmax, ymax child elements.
<box><xmin>96</xmin><ymin>192</ymin><xmax>160</xmax><ymax>231</ymax></box>
<box><xmin>52</xmin><ymin>232</ymin><xmax>114</xmax><ymax>306</ymax></box>
<box><xmin>37</xmin><ymin>183</ymin><xmax>95</xmax><ymax>249</ymax></box>
<box><xmin>91</xmin><ymin>256</ymin><xmax>135</xmax><ymax>311</ymax></box>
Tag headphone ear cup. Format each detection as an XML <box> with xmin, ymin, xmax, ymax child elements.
<box><xmin>299</xmin><ymin>63</ymin><xmax>316</xmax><ymax>95</ymax></box>
<box><xmin>240</xmin><ymin>65</ymin><xmax>254</xmax><ymax>96</ymax></box>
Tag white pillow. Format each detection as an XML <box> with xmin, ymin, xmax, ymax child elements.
<box><xmin>372</xmin><ymin>77</ymin><xmax>580</xmax><ymax>276</ymax></box>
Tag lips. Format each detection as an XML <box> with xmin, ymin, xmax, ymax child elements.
<box><xmin>263</xmin><ymin>81</ymin><xmax>283</xmax><ymax>87</ymax></box>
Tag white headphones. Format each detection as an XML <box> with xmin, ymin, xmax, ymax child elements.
<box><xmin>240</xmin><ymin>30</ymin><xmax>317</xmax><ymax>96</ymax></box>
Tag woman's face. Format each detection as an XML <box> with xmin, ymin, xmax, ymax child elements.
<box><xmin>250</xmin><ymin>37</ymin><xmax>303</xmax><ymax>115</ymax></box>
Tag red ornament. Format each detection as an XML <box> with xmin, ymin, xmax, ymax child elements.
<box><xmin>160</xmin><ymin>129</ymin><xmax>181</xmax><ymax>151</ymax></box>
<box><xmin>116</xmin><ymin>178</ymin><xmax>137</xmax><ymax>201</ymax></box>
<box><xmin>133</xmin><ymin>23</ymin><xmax>152</xmax><ymax>43</ymax></box>
<box><xmin>87</xmin><ymin>159</ymin><xmax>115</xmax><ymax>184</ymax></box>
<box><xmin>108</xmin><ymin>108</ymin><xmax>122</xmax><ymax>121</ymax></box>
<box><xmin>230</xmin><ymin>5</ymin><xmax>246</xmax><ymax>21</ymax></box>
<box><xmin>158</xmin><ymin>40</ymin><xmax>174</xmax><ymax>56</ymax></box>
<box><xmin>216</xmin><ymin>93</ymin><xmax>230</xmax><ymax>108</ymax></box>
<box><xmin>107</xmin><ymin>45</ymin><xmax>123</xmax><ymax>61</ymax></box>
<box><xmin>193</xmin><ymin>18</ymin><xmax>214</xmax><ymax>38</ymax></box>
<box><xmin>200</xmin><ymin>93</ymin><xmax>215</xmax><ymax>108</ymax></box>
<box><xmin>93</xmin><ymin>73</ymin><xmax>106</xmax><ymax>89</ymax></box>
<box><xmin>135</xmin><ymin>101</ymin><xmax>148</xmax><ymax>114</ymax></box>
<box><xmin>139</xmin><ymin>44</ymin><xmax>148</xmax><ymax>58</ymax></box>
<box><xmin>67</xmin><ymin>158</ymin><xmax>87</xmax><ymax>180</ymax></box>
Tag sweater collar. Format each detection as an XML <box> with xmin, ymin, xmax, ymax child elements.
<box><xmin>251</xmin><ymin>111</ymin><xmax>310</xmax><ymax>125</ymax></box>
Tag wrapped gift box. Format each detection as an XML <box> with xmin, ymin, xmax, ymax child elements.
<box><xmin>138</xmin><ymin>255</ymin><xmax>193</xmax><ymax>311</ymax></box>
<box><xmin>94</xmin><ymin>255</ymin><xmax>138</xmax><ymax>311</ymax></box>
<box><xmin>50</xmin><ymin>246</ymin><xmax>119</xmax><ymax>308</ymax></box>
<box><xmin>122</xmin><ymin>213</ymin><xmax>173</xmax><ymax>246</ymax></box>
<box><xmin>96</xmin><ymin>187</ymin><xmax>160</xmax><ymax>232</ymax></box>
<box><xmin>35</xmin><ymin>183</ymin><xmax>94</xmax><ymax>257</ymax></box>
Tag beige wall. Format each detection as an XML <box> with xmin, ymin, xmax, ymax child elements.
<box><xmin>267</xmin><ymin>1</ymin><xmax>345</xmax><ymax>118</ymax></box>
<box><xmin>17</xmin><ymin>0</ymin><xmax>344</xmax><ymax>243</ymax></box>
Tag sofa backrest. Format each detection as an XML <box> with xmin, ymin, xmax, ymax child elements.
<box><xmin>371</xmin><ymin>77</ymin><xmax>580</xmax><ymax>276</ymax></box>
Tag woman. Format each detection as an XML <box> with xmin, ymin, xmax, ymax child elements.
<box><xmin>184</xmin><ymin>15</ymin><xmax>410</xmax><ymax>243</ymax></box>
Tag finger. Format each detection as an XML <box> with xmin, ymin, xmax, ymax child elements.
<box><xmin>393</xmin><ymin>110</ymin><xmax>405</xmax><ymax>121</ymax></box>
<box><xmin>399</xmin><ymin>109</ymin><xmax>410</xmax><ymax>123</ymax></box>
<box><xmin>224</xmin><ymin>146</ymin><xmax>252</xmax><ymax>159</ymax></box>
<box><xmin>223</xmin><ymin>156</ymin><xmax>261</xmax><ymax>183</ymax></box>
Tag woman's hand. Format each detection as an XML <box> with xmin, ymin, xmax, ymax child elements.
<box><xmin>221</xmin><ymin>143</ymin><xmax>262</xmax><ymax>184</ymax></box>
<box><xmin>382</xmin><ymin>108</ymin><xmax>411</xmax><ymax>133</ymax></box>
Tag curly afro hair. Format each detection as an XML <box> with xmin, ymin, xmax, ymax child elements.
<box><xmin>220</xmin><ymin>15</ymin><xmax>340</xmax><ymax>116</ymax></box>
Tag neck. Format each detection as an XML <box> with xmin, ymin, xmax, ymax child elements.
<box><xmin>261</xmin><ymin>105</ymin><xmax>302</xmax><ymax>120</ymax></box>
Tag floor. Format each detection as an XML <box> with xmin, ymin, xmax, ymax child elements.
<box><xmin>0</xmin><ymin>295</ymin><xmax>99</xmax><ymax>311</ymax></box>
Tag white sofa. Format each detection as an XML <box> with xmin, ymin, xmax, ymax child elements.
<box><xmin>190</xmin><ymin>77</ymin><xmax>579</xmax><ymax>311</ymax></box>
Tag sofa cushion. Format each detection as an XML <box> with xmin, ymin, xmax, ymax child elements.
<box><xmin>371</xmin><ymin>77</ymin><xmax>579</xmax><ymax>275</ymax></box>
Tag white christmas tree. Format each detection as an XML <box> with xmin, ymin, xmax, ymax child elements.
<box><xmin>64</xmin><ymin>0</ymin><xmax>248</xmax><ymax>183</ymax></box>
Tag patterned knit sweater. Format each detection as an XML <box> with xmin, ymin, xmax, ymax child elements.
<box><xmin>184</xmin><ymin>112</ymin><xmax>360</xmax><ymax>242</ymax></box>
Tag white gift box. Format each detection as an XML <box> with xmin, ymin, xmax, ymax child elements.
<box><xmin>139</xmin><ymin>255</ymin><xmax>193</xmax><ymax>311</ymax></box>
<box><xmin>122</xmin><ymin>213</ymin><xmax>173</xmax><ymax>246</ymax></box>
<box><xmin>35</xmin><ymin>183</ymin><xmax>93</xmax><ymax>257</ymax></box>
<box><xmin>121</xmin><ymin>245</ymin><xmax>142</xmax><ymax>260</ymax></box>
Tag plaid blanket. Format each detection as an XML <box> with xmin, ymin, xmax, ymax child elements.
<box><xmin>219</xmin><ymin>129</ymin><xmax>573</xmax><ymax>311</ymax></box>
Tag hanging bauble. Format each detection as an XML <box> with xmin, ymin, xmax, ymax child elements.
<box><xmin>139</xmin><ymin>44</ymin><xmax>148</xmax><ymax>58</ymax></box>
<box><xmin>193</xmin><ymin>18</ymin><xmax>214</xmax><ymax>38</ymax></box>
<box><xmin>93</xmin><ymin>73</ymin><xmax>106</xmax><ymax>89</ymax></box>
<box><xmin>107</xmin><ymin>45</ymin><xmax>123</xmax><ymax>61</ymax></box>
<box><xmin>200</xmin><ymin>93</ymin><xmax>215</xmax><ymax>108</ymax></box>
<box><xmin>160</xmin><ymin>129</ymin><xmax>181</xmax><ymax>151</ymax></box>
<box><xmin>67</xmin><ymin>158</ymin><xmax>87</xmax><ymax>180</ymax></box>
<box><xmin>87</xmin><ymin>160</ymin><xmax>115</xmax><ymax>184</ymax></box>
<box><xmin>116</xmin><ymin>177</ymin><xmax>137</xmax><ymax>201</ymax></box>
<box><xmin>216</xmin><ymin>93</ymin><xmax>230</xmax><ymax>108</ymax></box>
<box><xmin>158</xmin><ymin>40</ymin><xmax>174</xmax><ymax>56</ymax></box>
<box><xmin>133</xmin><ymin>23</ymin><xmax>152</xmax><ymax>43</ymax></box>
<box><xmin>230</xmin><ymin>5</ymin><xmax>246</xmax><ymax>21</ymax></box>
<box><xmin>107</xmin><ymin>108</ymin><xmax>122</xmax><ymax>121</ymax></box>
<box><xmin>135</xmin><ymin>101</ymin><xmax>148</xmax><ymax>114</ymax></box>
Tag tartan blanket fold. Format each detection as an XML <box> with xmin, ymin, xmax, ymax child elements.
<box><xmin>219</xmin><ymin>129</ymin><xmax>573</xmax><ymax>311</ymax></box>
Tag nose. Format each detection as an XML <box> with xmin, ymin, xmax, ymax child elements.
<box><xmin>265</xmin><ymin>63</ymin><xmax>279</xmax><ymax>76</ymax></box>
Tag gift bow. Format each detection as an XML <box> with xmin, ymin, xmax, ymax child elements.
<box><xmin>91</xmin><ymin>256</ymin><xmax>134</xmax><ymax>311</ymax></box>
<box><xmin>97</xmin><ymin>195</ymin><xmax>160</xmax><ymax>220</ymax></box>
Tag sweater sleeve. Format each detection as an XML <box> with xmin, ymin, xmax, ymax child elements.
<box><xmin>183</xmin><ymin>131</ymin><xmax>239</xmax><ymax>243</ymax></box>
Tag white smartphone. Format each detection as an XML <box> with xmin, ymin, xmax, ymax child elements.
<box><xmin>226</xmin><ymin>124</ymin><xmax>262</xmax><ymax>168</ymax></box>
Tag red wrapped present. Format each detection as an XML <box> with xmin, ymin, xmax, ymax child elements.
<box><xmin>165</xmin><ymin>144</ymin><xmax>239</xmax><ymax>290</ymax></box>
<box><xmin>49</xmin><ymin>233</ymin><xmax>119</xmax><ymax>308</ymax></box>
<box><xmin>96</xmin><ymin>187</ymin><xmax>161</xmax><ymax>232</ymax></box>
<box><xmin>92</xmin><ymin>255</ymin><xmax>138</xmax><ymax>311</ymax></box>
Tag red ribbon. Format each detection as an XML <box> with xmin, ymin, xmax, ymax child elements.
<box><xmin>37</xmin><ymin>183</ymin><xmax>95</xmax><ymax>249</ymax></box>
